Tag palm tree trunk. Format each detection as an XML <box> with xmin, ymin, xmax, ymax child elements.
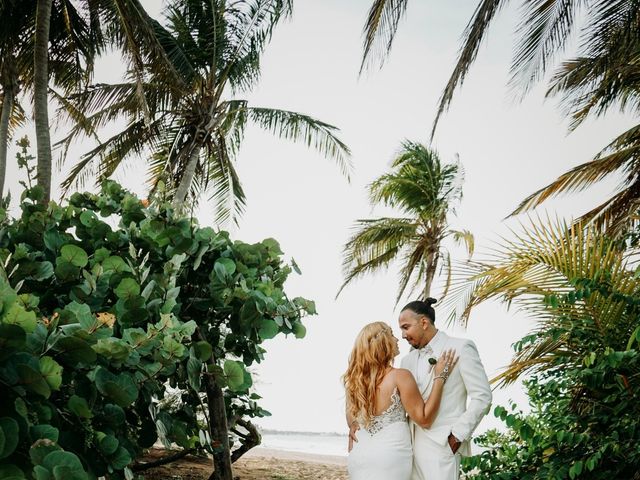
<box><xmin>34</xmin><ymin>0</ymin><xmax>53</xmax><ymax>203</ymax></box>
<box><xmin>0</xmin><ymin>84</ymin><xmax>14</xmax><ymax>197</ymax></box>
<box><xmin>423</xmin><ymin>249</ymin><xmax>439</xmax><ymax>299</ymax></box>
<box><xmin>173</xmin><ymin>145</ymin><xmax>201</xmax><ymax>207</ymax></box>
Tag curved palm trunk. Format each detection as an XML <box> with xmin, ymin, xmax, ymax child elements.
<box><xmin>0</xmin><ymin>84</ymin><xmax>14</xmax><ymax>197</ymax></box>
<box><xmin>34</xmin><ymin>0</ymin><xmax>53</xmax><ymax>203</ymax></box>
<box><xmin>423</xmin><ymin>247</ymin><xmax>439</xmax><ymax>300</ymax></box>
<box><xmin>173</xmin><ymin>145</ymin><xmax>201</xmax><ymax>208</ymax></box>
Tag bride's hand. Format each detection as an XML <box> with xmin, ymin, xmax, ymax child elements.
<box><xmin>434</xmin><ymin>349</ymin><xmax>458</xmax><ymax>378</ymax></box>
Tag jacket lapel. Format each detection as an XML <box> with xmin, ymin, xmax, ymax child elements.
<box><xmin>421</xmin><ymin>331</ymin><xmax>450</xmax><ymax>397</ymax></box>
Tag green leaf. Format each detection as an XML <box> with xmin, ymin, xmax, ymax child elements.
<box><xmin>60</xmin><ymin>245</ymin><xmax>89</xmax><ymax>268</ymax></box>
<box><xmin>54</xmin><ymin>336</ymin><xmax>97</xmax><ymax>364</ymax></box>
<box><xmin>217</xmin><ymin>258</ymin><xmax>236</xmax><ymax>276</ymax></box>
<box><xmin>93</xmin><ymin>337</ymin><xmax>132</xmax><ymax>362</ymax></box>
<box><xmin>14</xmin><ymin>398</ymin><xmax>28</xmax><ymax>418</ymax></box>
<box><xmin>193</xmin><ymin>341</ymin><xmax>212</xmax><ymax>361</ymax></box>
<box><xmin>258</xmin><ymin>319</ymin><xmax>279</xmax><ymax>340</ymax></box>
<box><xmin>3</xmin><ymin>304</ymin><xmax>37</xmax><ymax>333</ymax></box>
<box><xmin>187</xmin><ymin>357</ymin><xmax>202</xmax><ymax>391</ymax></box>
<box><xmin>110</xmin><ymin>446</ymin><xmax>132</xmax><ymax>470</ymax></box>
<box><xmin>68</xmin><ymin>395</ymin><xmax>93</xmax><ymax>418</ymax></box>
<box><xmin>64</xmin><ymin>302</ymin><xmax>95</xmax><ymax>330</ymax></box>
<box><xmin>115</xmin><ymin>278</ymin><xmax>140</xmax><ymax>300</ymax></box>
<box><xmin>0</xmin><ymin>417</ymin><xmax>19</xmax><ymax>458</ymax></box>
<box><xmin>224</xmin><ymin>360</ymin><xmax>245</xmax><ymax>391</ymax></box>
<box><xmin>42</xmin><ymin>451</ymin><xmax>87</xmax><ymax>480</ymax></box>
<box><xmin>98</xmin><ymin>434</ymin><xmax>119</xmax><ymax>455</ymax></box>
<box><xmin>39</xmin><ymin>357</ymin><xmax>63</xmax><ymax>391</ymax></box>
<box><xmin>30</xmin><ymin>439</ymin><xmax>62</xmax><ymax>467</ymax></box>
<box><xmin>16</xmin><ymin>364</ymin><xmax>50</xmax><ymax>398</ymax></box>
<box><xmin>30</xmin><ymin>424</ymin><xmax>59</xmax><ymax>442</ymax></box>
<box><xmin>0</xmin><ymin>324</ymin><xmax>27</xmax><ymax>350</ymax></box>
<box><xmin>292</xmin><ymin>322</ymin><xmax>306</xmax><ymax>339</ymax></box>
<box><xmin>0</xmin><ymin>465</ymin><xmax>25</xmax><ymax>479</ymax></box>
<box><xmin>102</xmin><ymin>256</ymin><xmax>131</xmax><ymax>273</ymax></box>
<box><xmin>54</xmin><ymin>259</ymin><xmax>80</xmax><ymax>281</ymax></box>
<box><xmin>102</xmin><ymin>404</ymin><xmax>125</xmax><ymax>426</ymax></box>
<box><xmin>29</xmin><ymin>262</ymin><xmax>55</xmax><ymax>281</ymax></box>
<box><xmin>262</xmin><ymin>238</ymin><xmax>283</xmax><ymax>255</ymax></box>
<box><xmin>95</xmin><ymin>368</ymin><xmax>138</xmax><ymax>407</ymax></box>
<box><xmin>43</xmin><ymin>229</ymin><xmax>68</xmax><ymax>253</ymax></box>
<box><xmin>33</xmin><ymin>465</ymin><xmax>51</xmax><ymax>480</ymax></box>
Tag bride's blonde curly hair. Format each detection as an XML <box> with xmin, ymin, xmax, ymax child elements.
<box><xmin>342</xmin><ymin>322</ymin><xmax>396</xmax><ymax>426</ymax></box>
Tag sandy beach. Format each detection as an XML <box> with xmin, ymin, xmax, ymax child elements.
<box><xmin>143</xmin><ymin>447</ymin><xmax>348</xmax><ymax>480</ymax></box>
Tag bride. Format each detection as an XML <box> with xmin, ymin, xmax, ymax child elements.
<box><xmin>342</xmin><ymin>322</ymin><xmax>457</xmax><ymax>480</ymax></box>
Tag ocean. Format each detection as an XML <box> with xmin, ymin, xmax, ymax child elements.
<box><xmin>259</xmin><ymin>430</ymin><xmax>348</xmax><ymax>457</ymax></box>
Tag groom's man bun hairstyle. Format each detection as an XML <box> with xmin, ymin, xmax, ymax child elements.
<box><xmin>401</xmin><ymin>297</ymin><xmax>437</xmax><ymax>324</ymax></box>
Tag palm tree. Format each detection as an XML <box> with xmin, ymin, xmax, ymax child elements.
<box><xmin>58</xmin><ymin>0</ymin><xmax>351</xmax><ymax>222</ymax></box>
<box><xmin>510</xmin><ymin>8</ymin><xmax>640</xmax><ymax>234</ymax></box>
<box><xmin>338</xmin><ymin>141</ymin><xmax>473</xmax><ymax>304</ymax></box>
<box><xmin>444</xmin><ymin>218</ymin><xmax>640</xmax><ymax>387</ymax></box>
<box><xmin>0</xmin><ymin>0</ymin><xmax>96</xmax><ymax>199</ymax></box>
<box><xmin>7</xmin><ymin>0</ymin><xmax>186</xmax><ymax>202</ymax></box>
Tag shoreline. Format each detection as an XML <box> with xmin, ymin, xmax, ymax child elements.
<box><xmin>244</xmin><ymin>446</ymin><xmax>348</xmax><ymax>466</ymax></box>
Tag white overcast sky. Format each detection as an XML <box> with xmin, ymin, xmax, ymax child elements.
<box><xmin>6</xmin><ymin>1</ymin><xmax>636</xmax><ymax>436</ymax></box>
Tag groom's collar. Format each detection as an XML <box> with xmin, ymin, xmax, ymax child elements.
<box><xmin>425</xmin><ymin>329</ymin><xmax>446</xmax><ymax>352</ymax></box>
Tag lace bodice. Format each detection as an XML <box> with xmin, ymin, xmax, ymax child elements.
<box><xmin>362</xmin><ymin>388</ymin><xmax>406</xmax><ymax>435</ymax></box>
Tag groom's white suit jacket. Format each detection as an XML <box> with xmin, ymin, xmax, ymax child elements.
<box><xmin>400</xmin><ymin>331</ymin><xmax>492</xmax><ymax>456</ymax></box>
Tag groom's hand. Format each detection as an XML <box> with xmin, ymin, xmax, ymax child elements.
<box><xmin>348</xmin><ymin>422</ymin><xmax>359</xmax><ymax>452</ymax></box>
<box><xmin>448</xmin><ymin>433</ymin><xmax>462</xmax><ymax>454</ymax></box>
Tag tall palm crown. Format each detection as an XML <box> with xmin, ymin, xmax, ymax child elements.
<box><xmin>339</xmin><ymin>141</ymin><xmax>473</xmax><ymax>304</ymax></box>
<box><xmin>60</xmin><ymin>0</ymin><xmax>351</xmax><ymax>223</ymax></box>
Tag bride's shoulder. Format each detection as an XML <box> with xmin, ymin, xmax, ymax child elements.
<box><xmin>391</xmin><ymin>368</ymin><xmax>414</xmax><ymax>383</ymax></box>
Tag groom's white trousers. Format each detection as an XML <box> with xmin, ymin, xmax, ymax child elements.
<box><xmin>411</xmin><ymin>427</ymin><xmax>461</xmax><ymax>480</ymax></box>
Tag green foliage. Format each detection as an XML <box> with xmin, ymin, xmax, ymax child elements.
<box><xmin>463</xmin><ymin>279</ymin><xmax>640</xmax><ymax>479</ymax></box>
<box><xmin>0</xmin><ymin>180</ymin><xmax>313</xmax><ymax>478</ymax></box>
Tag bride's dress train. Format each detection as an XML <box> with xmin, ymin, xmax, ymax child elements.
<box><xmin>347</xmin><ymin>388</ymin><xmax>412</xmax><ymax>480</ymax></box>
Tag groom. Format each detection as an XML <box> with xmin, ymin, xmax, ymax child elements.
<box><xmin>399</xmin><ymin>299</ymin><xmax>491</xmax><ymax>480</ymax></box>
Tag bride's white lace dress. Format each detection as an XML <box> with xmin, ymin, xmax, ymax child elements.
<box><xmin>347</xmin><ymin>388</ymin><xmax>413</xmax><ymax>480</ymax></box>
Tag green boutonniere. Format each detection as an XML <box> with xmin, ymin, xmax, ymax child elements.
<box><xmin>428</xmin><ymin>357</ymin><xmax>437</xmax><ymax>365</ymax></box>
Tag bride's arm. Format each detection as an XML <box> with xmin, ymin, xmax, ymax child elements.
<box><xmin>397</xmin><ymin>350</ymin><xmax>458</xmax><ymax>428</ymax></box>
<box><xmin>346</xmin><ymin>400</ymin><xmax>359</xmax><ymax>452</ymax></box>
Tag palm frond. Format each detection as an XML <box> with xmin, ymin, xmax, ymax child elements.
<box><xmin>576</xmin><ymin>181</ymin><xmax>640</xmax><ymax>235</ymax></box>
<box><xmin>446</xmin><ymin>217</ymin><xmax>639</xmax><ymax>383</ymax></box>
<box><xmin>61</xmin><ymin>119</ymin><xmax>161</xmax><ymax>195</ymax></box>
<box><xmin>337</xmin><ymin>217</ymin><xmax>417</xmax><ymax>297</ymax></box>
<box><xmin>509</xmin><ymin>0</ymin><xmax>580</xmax><ymax>94</ymax></box>
<box><xmin>205</xmin><ymin>133</ymin><xmax>247</xmax><ymax>226</ymax></box>
<box><xmin>449</xmin><ymin>228</ymin><xmax>475</xmax><ymax>258</ymax></box>
<box><xmin>432</xmin><ymin>0</ymin><xmax>507</xmax><ymax>138</ymax></box>
<box><xmin>247</xmin><ymin>107</ymin><xmax>352</xmax><ymax>179</ymax></box>
<box><xmin>394</xmin><ymin>239</ymin><xmax>430</xmax><ymax>305</ymax></box>
<box><xmin>360</xmin><ymin>0</ymin><xmax>409</xmax><ymax>73</ymax></box>
<box><xmin>511</xmin><ymin>139</ymin><xmax>639</xmax><ymax>216</ymax></box>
